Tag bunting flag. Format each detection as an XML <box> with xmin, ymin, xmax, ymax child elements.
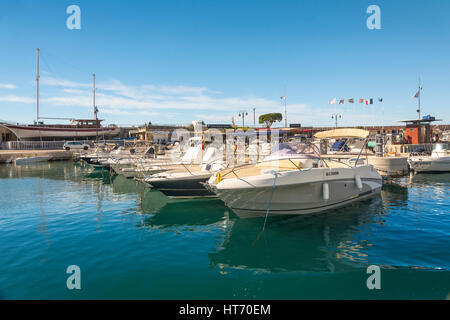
<box><xmin>280</xmin><ymin>95</ymin><xmax>286</xmax><ymax>101</ymax></box>
<box><xmin>412</xmin><ymin>90</ymin><xmax>420</xmax><ymax>99</ymax></box>
<box><xmin>329</xmin><ymin>97</ymin><xmax>382</xmax><ymax>105</ymax></box>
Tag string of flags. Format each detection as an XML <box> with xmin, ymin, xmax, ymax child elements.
<box><xmin>329</xmin><ymin>98</ymin><xmax>383</xmax><ymax>105</ymax></box>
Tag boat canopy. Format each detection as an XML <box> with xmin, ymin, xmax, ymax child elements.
<box><xmin>314</xmin><ymin>128</ymin><xmax>370</xmax><ymax>139</ymax></box>
<box><xmin>267</xmin><ymin>142</ymin><xmax>317</xmax><ymax>158</ymax></box>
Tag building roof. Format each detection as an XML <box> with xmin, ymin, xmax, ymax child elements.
<box><xmin>397</xmin><ymin>118</ymin><xmax>442</xmax><ymax>124</ymax></box>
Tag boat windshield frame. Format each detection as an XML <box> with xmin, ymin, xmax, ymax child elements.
<box><xmin>268</xmin><ymin>142</ymin><xmax>321</xmax><ymax>159</ymax></box>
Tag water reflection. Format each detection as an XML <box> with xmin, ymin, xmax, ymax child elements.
<box><xmin>138</xmin><ymin>197</ymin><xmax>228</xmax><ymax>229</ymax></box>
<box><xmin>0</xmin><ymin>161</ymin><xmax>413</xmax><ymax>273</ymax></box>
<box><xmin>410</xmin><ymin>172</ymin><xmax>450</xmax><ymax>185</ymax></box>
<box><xmin>36</xmin><ymin>178</ymin><xmax>51</xmax><ymax>263</ymax></box>
<box><xmin>0</xmin><ymin>161</ymin><xmax>100</xmax><ymax>183</ymax></box>
<box><xmin>209</xmin><ymin>189</ymin><xmax>409</xmax><ymax>273</ymax></box>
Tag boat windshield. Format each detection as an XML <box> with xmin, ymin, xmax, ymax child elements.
<box><xmin>269</xmin><ymin>142</ymin><xmax>318</xmax><ymax>157</ymax></box>
<box><xmin>433</xmin><ymin>143</ymin><xmax>450</xmax><ymax>151</ymax></box>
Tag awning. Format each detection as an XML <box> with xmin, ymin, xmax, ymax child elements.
<box><xmin>314</xmin><ymin>128</ymin><xmax>370</xmax><ymax>139</ymax></box>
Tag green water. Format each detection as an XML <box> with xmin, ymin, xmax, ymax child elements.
<box><xmin>0</xmin><ymin>161</ymin><xmax>449</xmax><ymax>299</ymax></box>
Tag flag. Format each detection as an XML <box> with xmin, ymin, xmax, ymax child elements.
<box><xmin>378</xmin><ymin>98</ymin><xmax>383</xmax><ymax>102</ymax></box>
<box><xmin>329</xmin><ymin>98</ymin><xmax>337</xmax><ymax>104</ymax></box>
<box><xmin>359</xmin><ymin>98</ymin><xmax>364</xmax><ymax>103</ymax></box>
<box><xmin>339</xmin><ymin>99</ymin><xmax>345</xmax><ymax>104</ymax></box>
<box><xmin>348</xmin><ymin>98</ymin><xmax>354</xmax><ymax>103</ymax></box>
<box><xmin>412</xmin><ymin>90</ymin><xmax>420</xmax><ymax>98</ymax></box>
<box><xmin>280</xmin><ymin>95</ymin><xmax>286</xmax><ymax>101</ymax></box>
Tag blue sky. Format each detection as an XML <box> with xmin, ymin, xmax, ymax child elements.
<box><xmin>0</xmin><ymin>0</ymin><xmax>449</xmax><ymax>127</ymax></box>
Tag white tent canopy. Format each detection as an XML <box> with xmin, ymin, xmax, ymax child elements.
<box><xmin>314</xmin><ymin>128</ymin><xmax>370</xmax><ymax>139</ymax></box>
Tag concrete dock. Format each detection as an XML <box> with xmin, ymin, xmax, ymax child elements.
<box><xmin>0</xmin><ymin>150</ymin><xmax>73</xmax><ymax>163</ymax></box>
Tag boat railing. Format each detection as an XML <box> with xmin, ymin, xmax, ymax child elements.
<box><xmin>1</xmin><ymin>139</ymin><xmax>130</xmax><ymax>150</ymax></box>
<box><xmin>1</xmin><ymin>140</ymin><xmax>66</xmax><ymax>150</ymax></box>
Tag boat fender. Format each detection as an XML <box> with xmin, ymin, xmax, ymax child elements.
<box><xmin>322</xmin><ymin>183</ymin><xmax>329</xmax><ymax>201</ymax></box>
<box><xmin>355</xmin><ymin>174</ymin><xmax>363</xmax><ymax>190</ymax></box>
<box><xmin>216</xmin><ymin>173</ymin><xmax>221</xmax><ymax>183</ymax></box>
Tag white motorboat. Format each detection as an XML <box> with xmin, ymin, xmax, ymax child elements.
<box><xmin>110</xmin><ymin>138</ymin><xmax>206</xmax><ymax>179</ymax></box>
<box><xmin>408</xmin><ymin>143</ymin><xmax>450</xmax><ymax>173</ymax></box>
<box><xmin>14</xmin><ymin>155</ymin><xmax>52</xmax><ymax>165</ymax></box>
<box><xmin>207</xmin><ymin>136</ymin><xmax>382</xmax><ymax>218</ymax></box>
<box><xmin>141</xmin><ymin>144</ymin><xmax>226</xmax><ymax>197</ymax></box>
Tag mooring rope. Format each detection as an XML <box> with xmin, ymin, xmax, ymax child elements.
<box><xmin>253</xmin><ymin>170</ymin><xmax>279</xmax><ymax>245</ymax></box>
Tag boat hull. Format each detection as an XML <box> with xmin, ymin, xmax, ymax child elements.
<box><xmin>408</xmin><ymin>157</ymin><xmax>450</xmax><ymax>172</ymax></box>
<box><xmin>212</xmin><ymin>167</ymin><xmax>383</xmax><ymax>218</ymax></box>
<box><xmin>14</xmin><ymin>156</ymin><xmax>52</xmax><ymax>165</ymax></box>
<box><xmin>2</xmin><ymin>124</ymin><xmax>120</xmax><ymax>140</ymax></box>
<box><xmin>144</xmin><ymin>174</ymin><xmax>215</xmax><ymax>198</ymax></box>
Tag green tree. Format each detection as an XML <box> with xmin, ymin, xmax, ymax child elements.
<box><xmin>259</xmin><ymin>113</ymin><xmax>283</xmax><ymax>128</ymax></box>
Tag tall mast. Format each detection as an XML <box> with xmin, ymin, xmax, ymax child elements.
<box><xmin>418</xmin><ymin>77</ymin><xmax>422</xmax><ymax>120</ymax></box>
<box><xmin>36</xmin><ymin>48</ymin><xmax>40</xmax><ymax>123</ymax></box>
<box><xmin>283</xmin><ymin>85</ymin><xmax>287</xmax><ymax>128</ymax></box>
<box><xmin>93</xmin><ymin>73</ymin><xmax>99</xmax><ymax>143</ymax></box>
<box><xmin>284</xmin><ymin>98</ymin><xmax>287</xmax><ymax>128</ymax></box>
<box><xmin>93</xmin><ymin>73</ymin><xmax>96</xmax><ymax>119</ymax></box>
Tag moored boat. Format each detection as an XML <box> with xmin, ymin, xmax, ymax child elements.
<box><xmin>408</xmin><ymin>143</ymin><xmax>450</xmax><ymax>173</ymax></box>
<box><xmin>14</xmin><ymin>155</ymin><xmax>52</xmax><ymax>165</ymax></box>
<box><xmin>1</xmin><ymin>119</ymin><xmax>119</xmax><ymax>140</ymax></box>
<box><xmin>207</xmin><ymin>137</ymin><xmax>382</xmax><ymax>218</ymax></box>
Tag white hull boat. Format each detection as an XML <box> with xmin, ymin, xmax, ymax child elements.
<box><xmin>207</xmin><ymin>140</ymin><xmax>382</xmax><ymax>218</ymax></box>
<box><xmin>1</xmin><ymin>122</ymin><xmax>119</xmax><ymax>140</ymax></box>
<box><xmin>141</xmin><ymin>144</ymin><xmax>226</xmax><ymax>197</ymax></box>
<box><xmin>408</xmin><ymin>144</ymin><xmax>450</xmax><ymax>173</ymax></box>
<box><xmin>14</xmin><ymin>155</ymin><xmax>52</xmax><ymax>165</ymax></box>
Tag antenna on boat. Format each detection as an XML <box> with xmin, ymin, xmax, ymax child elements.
<box><xmin>36</xmin><ymin>48</ymin><xmax>40</xmax><ymax>123</ymax></box>
<box><xmin>93</xmin><ymin>73</ymin><xmax>99</xmax><ymax>143</ymax></box>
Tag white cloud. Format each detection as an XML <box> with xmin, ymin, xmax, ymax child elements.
<box><xmin>1</xmin><ymin>76</ymin><xmax>310</xmax><ymax>124</ymax></box>
<box><xmin>0</xmin><ymin>83</ymin><xmax>16</xmax><ymax>89</ymax></box>
<box><xmin>0</xmin><ymin>95</ymin><xmax>34</xmax><ymax>103</ymax></box>
<box><xmin>40</xmin><ymin>77</ymin><xmax>90</xmax><ymax>88</ymax></box>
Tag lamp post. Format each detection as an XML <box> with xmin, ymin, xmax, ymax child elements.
<box><xmin>331</xmin><ymin>113</ymin><xmax>342</xmax><ymax>129</ymax></box>
<box><xmin>253</xmin><ymin>108</ymin><xmax>256</xmax><ymax>127</ymax></box>
<box><xmin>238</xmin><ymin>111</ymin><xmax>248</xmax><ymax>128</ymax></box>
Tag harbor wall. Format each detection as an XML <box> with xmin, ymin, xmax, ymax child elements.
<box><xmin>0</xmin><ymin>150</ymin><xmax>73</xmax><ymax>163</ymax></box>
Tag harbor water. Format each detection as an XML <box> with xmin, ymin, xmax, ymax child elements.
<box><xmin>0</xmin><ymin>161</ymin><xmax>449</xmax><ymax>299</ymax></box>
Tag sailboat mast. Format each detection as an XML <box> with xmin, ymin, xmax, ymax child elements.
<box><xmin>418</xmin><ymin>77</ymin><xmax>421</xmax><ymax>120</ymax></box>
<box><xmin>93</xmin><ymin>73</ymin><xmax>99</xmax><ymax>142</ymax></box>
<box><xmin>36</xmin><ymin>48</ymin><xmax>40</xmax><ymax>123</ymax></box>
<box><xmin>93</xmin><ymin>73</ymin><xmax>96</xmax><ymax>117</ymax></box>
